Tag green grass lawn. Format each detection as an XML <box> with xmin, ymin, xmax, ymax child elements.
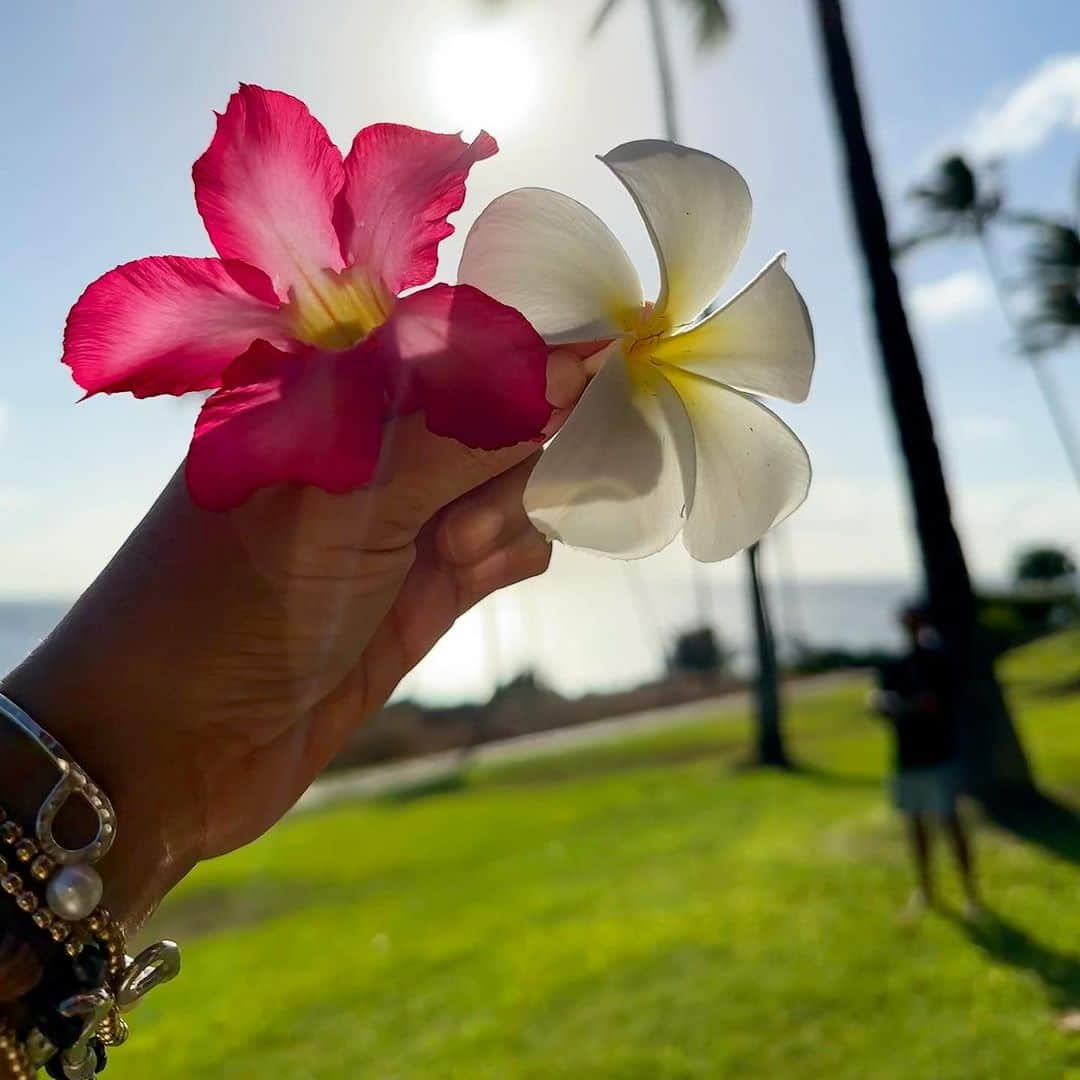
<box><xmin>113</xmin><ymin>632</ymin><xmax>1080</xmax><ymax>1078</ymax></box>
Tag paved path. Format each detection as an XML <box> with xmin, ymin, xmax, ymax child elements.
<box><xmin>295</xmin><ymin>670</ymin><xmax>861</xmax><ymax>816</ymax></box>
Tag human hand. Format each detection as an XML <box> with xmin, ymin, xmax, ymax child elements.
<box><xmin>1</xmin><ymin>350</ymin><xmax>586</xmax><ymax>929</ymax></box>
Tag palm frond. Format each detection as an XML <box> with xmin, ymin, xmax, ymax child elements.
<box><xmin>1026</xmin><ymin>279</ymin><xmax>1080</xmax><ymax>351</ymax></box>
<box><xmin>588</xmin><ymin>0</ymin><xmax>623</xmax><ymax>37</ymax></box>
<box><xmin>908</xmin><ymin>155</ymin><xmax>980</xmax><ymax>216</ymax></box>
<box><xmin>1029</xmin><ymin>223</ymin><xmax>1080</xmax><ymax>281</ymax></box>
<box><xmin>999</xmin><ymin>209</ymin><xmax>1066</xmax><ymax>229</ymax></box>
<box><xmin>892</xmin><ymin>220</ymin><xmax>957</xmax><ymax>257</ymax></box>
<box><xmin>678</xmin><ymin>0</ymin><xmax>731</xmax><ymax>47</ymax></box>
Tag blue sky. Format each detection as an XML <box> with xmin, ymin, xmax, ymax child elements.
<box><xmin>1</xmin><ymin>0</ymin><xmax>1077</xmax><ymax>697</ymax></box>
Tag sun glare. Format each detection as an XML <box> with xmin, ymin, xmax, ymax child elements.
<box><xmin>428</xmin><ymin>28</ymin><xmax>538</xmax><ymax>134</ymax></box>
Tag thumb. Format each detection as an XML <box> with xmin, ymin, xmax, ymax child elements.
<box><xmin>375</xmin><ymin>348</ymin><xmax>587</xmax><ymax>531</ymax></box>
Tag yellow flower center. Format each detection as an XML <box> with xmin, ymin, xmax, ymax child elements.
<box><xmin>622</xmin><ymin>303</ymin><xmax>672</xmax><ymax>390</ymax></box>
<box><xmin>288</xmin><ymin>269</ymin><xmax>394</xmax><ymax>351</ymax></box>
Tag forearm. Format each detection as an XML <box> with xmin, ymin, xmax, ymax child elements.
<box><xmin>0</xmin><ymin>481</ymin><xmax>213</xmax><ymax>933</ymax></box>
<box><xmin>0</xmin><ymin>665</ymin><xmax>196</xmax><ymax>949</ymax></box>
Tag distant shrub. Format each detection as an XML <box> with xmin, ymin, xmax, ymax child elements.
<box><xmin>978</xmin><ymin>591</ymin><xmax>1079</xmax><ymax>656</ymax></box>
<box><xmin>1013</xmin><ymin>546</ymin><xmax>1077</xmax><ymax>588</ymax></box>
<box><xmin>791</xmin><ymin>646</ymin><xmax>893</xmax><ymax>675</ymax></box>
<box><xmin>671</xmin><ymin>627</ymin><xmax>733</xmax><ymax>674</ymax></box>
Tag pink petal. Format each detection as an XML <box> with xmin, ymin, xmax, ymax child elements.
<box><xmin>366</xmin><ymin>283</ymin><xmax>551</xmax><ymax>449</ymax></box>
<box><xmin>186</xmin><ymin>341</ymin><xmax>385</xmax><ymax>511</ymax></box>
<box><xmin>63</xmin><ymin>256</ymin><xmax>286</xmax><ymax>397</ymax></box>
<box><xmin>334</xmin><ymin>125</ymin><xmax>497</xmax><ymax>295</ymax></box>
<box><xmin>193</xmin><ymin>84</ymin><xmax>345</xmax><ymax>300</ymax></box>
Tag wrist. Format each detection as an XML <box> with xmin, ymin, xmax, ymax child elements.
<box><xmin>0</xmin><ymin>682</ymin><xmax>186</xmax><ymax>1078</ymax></box>
<box><xmin>0</xmin><ymin>644</ymin><xmax>201</xmax><ymax>934</ymax></box>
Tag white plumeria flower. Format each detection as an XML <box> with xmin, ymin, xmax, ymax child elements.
<box><xmin>459</xmin><ymin>140</ymin><xmax>814</xmax><ymax>562</ymax></box>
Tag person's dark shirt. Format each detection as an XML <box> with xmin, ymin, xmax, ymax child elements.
<box><xmin>876</xmin><ymin>629</ymin><xmax>956</xmax><ymax>770</ymax></box>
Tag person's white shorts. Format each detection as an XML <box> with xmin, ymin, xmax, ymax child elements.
<box><xmin>891</xmin><ymin>762</ymin><xmax>961</xmax><ymax>817</ymax></box>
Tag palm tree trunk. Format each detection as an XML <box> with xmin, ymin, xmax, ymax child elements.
<box><xmin>976</xmin><ymin>228</ymin><xmax>1080</xmax><ymax>489</ymax></box>
<box><xmin>749</xmin><ymin>543</ymin><xmax>789</xmax><ymax>766</ymax></box>
<box><xmin>810</xmin><ymin>0</ymin><xmax>1034</xmax><ymax>800</ymax></box>
<box><xmin>644</xmin><ymin>0</ymin><xmax>680</xmax><ymax>141</ymax></box>
<box><xmin>642</xmin><ymin>0</ymin><xmax>786</xmax><ymax>759</ymax></box>
<box><xmin>1027</xmin><ymin>354</ymin><xmax>1080</xmax><ymax>488</ymax></box>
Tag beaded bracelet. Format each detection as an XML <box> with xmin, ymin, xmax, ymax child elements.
<box><xmin>0</xmin><ymin>695</ymin><xmax>180</xmax><ymax>1077</ymax></box>
<box><xmin>0</xmin><ymin>1018</ymin><xmax>32</xmax><ymax>1080</ymax></box>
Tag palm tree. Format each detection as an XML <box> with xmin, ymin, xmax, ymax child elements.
<box><xmin>811</xmin><ymin>0</ymin><xmax>1033</xmax><ymax>799</ymax></box>
<box><xmin>590</xmin><ymin>0</ymin><xmax>729</xmax><ymax>141</ymax></box>
<box><xmin>900</xmin><ymin>155</ymin><xmax>1080</xmax><ymax>488</ymax></box>
<box><xmin>1029</xmin><ymin>275</ymin><xmax>1080</xmax><ymax>349</ymax></box>
<box><xmin>1024</xmin><ymin>172</ymin><xmax>1080</xmax><ymax>475</ymax></box>
<box><xmin>591</xmin><ymin>0</ymin><xmax>790</xmax><ymax>767</ymax></box>
<box><xmin>486</xmin><ymin>0</ymin><xmax>1034</xmax><ymax>796</ymax></box>
<box><xmin>748</xmin><ymin>543</ymin><xmax>788</xmax><ymax>766</ymax></box>
<box><xmin>897</xmin><ymin>155</ymin><xmax>1002</xmax><ymax>249</ymax></box>
<box><xmin>1027</xmin><ymin>172</ymin><xmax>1080</xmax><ymax>306</ymax></box>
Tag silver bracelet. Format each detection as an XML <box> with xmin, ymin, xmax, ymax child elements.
<box><xmin>0</xmin><ymin>693</ymin><xmax>116</xmax><ymax>920</ymax></box>
<box><xmin>0</xmin><ymin>692</ymin><xmax>180</xmax><ymax>1079</ymax></box>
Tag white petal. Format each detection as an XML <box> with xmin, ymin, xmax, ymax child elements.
<box><xmin>666</xmin><ymin>369</ymin><xmax>811</xmax><ymax>562</ymax></box>
<box><xmin>652</xmin><ymin>254</ymin><xmax>815</xmax><ymax>403</ymax></box>
<box><xmin>601</xmin><ymin>140</ymin><xmax>751</xmax><ymax>330</ymax></box>
<box><xmin>458</xmin><ymin>188</ymin><xmax>643</xmax><ymax>345</ymax></box>
<box><xmin>524</xmin><ymin>349</ymin><xmax>695</xmax><ymax>559</ymax></box>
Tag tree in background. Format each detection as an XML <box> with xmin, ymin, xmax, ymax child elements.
<box><xmin>1025</xmin><ymin>167</ymin><xmax>1080</xmax><ymax>489</ymax></box>
<box><xmin>748</xmin><ymin>543</ymin><xmax>788</xmax><ymax>766</ymax></box>
<box><xmin>900</xmin><ymin>154</ymin><xmax>1080</xmax><ymax>488</ymax></box>
<box><xmin>1026</xmin><ymin>166</ymin><xmax>1080</xmax><ymax>348</ymax></box>
<box><xmin>671</xmin><ymin>626</ymin><xmax>733</xmax><ymax>677</ymax></box>
<box><xmin>589</xmin><ymin>0</ymin><xmax>791</xmax><ymax>768</ymax></box>
<box><xmin>810</xmin><ymin>0</ymin><xmax>1033</xmax><ymax>800</ymax></box>
<box><xmin>1014</xmin><ymin>547</ymin><xmax>1077</xmax><ymax>589</ymax></box>
<box><xmin>483</xmin><ymin>0</ymin><xmax>1034</xmax><ymax>795</ymax></box>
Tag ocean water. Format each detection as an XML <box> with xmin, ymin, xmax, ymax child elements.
<box><xmin>397</xmin><ymin>575</ymin><xmax>915</xmax><ymax>702</ymax></box>
<box><xmin>0</xmin><ymin>581</ymin><xmax>914</xmax><ymax>706</ymax></box>
<box><xmin>0</xmin><ymin>601</ymin><xmax>70</xmax><ymax>677</ymax></box>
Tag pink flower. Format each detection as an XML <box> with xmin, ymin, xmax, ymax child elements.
<box><xmin>62</xmin><ymin>85</ymin><xmax>552</xmax><ymax>510</ymax></box>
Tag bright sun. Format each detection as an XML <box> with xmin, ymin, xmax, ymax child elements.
<box><xmin>428</xmin><ymin>28</ymin><xmax>538</xmax><ymax>134</ymax></box>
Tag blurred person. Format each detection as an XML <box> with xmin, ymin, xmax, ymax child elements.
<box><xmin>871</xmin><ymin>605</ymin><xmax>981</xmax><ymax>919</ymax></box>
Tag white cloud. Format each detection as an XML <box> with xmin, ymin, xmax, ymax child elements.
<box><xmin>909</xmin><ymin>270</ymin><xmax>992</xmax><ymax>324</ymax></box>
<box><xmin>782</xmin><ymin>474</ymin><xmax>917</xmax><ymax>581</ymax></box>
<box><xmin>0</xmin><ymin>402</ymin><xmax>8</xmax><ymax>445</ymax></box>
<box><xmin>964</xmin><ymin>53</ymin><xmax>1080</xmax><ymax>159</ymax></box>
<box><xmin>783</xmin><ymin>473</ymin><xmax>1080</xmax><ymax>587</ymax></box>
<box><xmin>955</xmin><ymin>480</ymin><xmax>1080</xmax><ymax>583</ymax></box>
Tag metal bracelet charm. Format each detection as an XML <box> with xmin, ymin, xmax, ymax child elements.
<box><xmin>51</xmin><ymin>943</ymin><xmax>181</xmax><ymax>1079</ymax></box>
<box><xmin>0</xmin><ymin>694</ymin><xmax>116</xmax><ymax>868</ymax></box>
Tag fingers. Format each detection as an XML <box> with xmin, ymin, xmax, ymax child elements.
<box><xmin>435</xmin><ymin>454</ymin><xmax>540</xmax><ymax>565</ymax></box>
<box><xmin>560</xmin><ymin>339</ymin><xmax>618</xmax><ymax>376</ymax></box>
<box><xmin>221</xmin><ymin>349</ymin><xmax>586</xmax><ymax>565</ymax></box>
<box><xmin>455</xmin><ymin>529</ymin><xmax>551</xmax><ymax>608</ymax></box>
<box><xmin>374</xmin><ymin>349</ymin><xmax>586</xmax><ymax>537</ymax></box>
<box><xmin>543</xmin><ymin>347</ymin><xmax>593</xmax><ymax>435</ymax></box>
<box><xmin>436</xmin><ymin>453</ymin><xmax>551</xmax><ymax>603</ymax></box>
